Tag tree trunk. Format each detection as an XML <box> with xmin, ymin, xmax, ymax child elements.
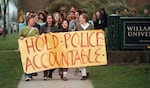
<box><xmin>2</xmin><ymin>0</ymin><xmax>7</xmax><ymax>40</ymax></box>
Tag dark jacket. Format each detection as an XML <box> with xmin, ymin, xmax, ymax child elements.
<box><xmin>40</xmin><ymin>24</ymin><xmax>58</xmax><ymax>34</ymax></box>
<box><xmin>33</xmin><ymin>23</ymin><xmax>41</xmax><ymax>32</ymax></box>
<box><xmin>93</xmin><ymin>18</ymin><xmax>104</xmax><ymax>30</ymax></box>
<box><xmin>58</xmin><ymin>28</ymin><xmax>69</xmax><ymax>32</ymax></box>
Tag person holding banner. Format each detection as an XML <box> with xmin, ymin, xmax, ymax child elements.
<box><xmin>19</xmin><ymin>14</ymin><xmax>39</xmax><ymax>81</ymax></box>
<box><xmin>40</xmin><ymin>14</ymin><xmax>57</xmax><ymax>80</ymax></box>
<box><xmin>58</xmin><ymin>19</ymin><xmax>70</xmax><ymax>81</ymax></box>
<box><xmin>75</xmin><ymin>13</ymin><xmax>94</xmax><ymax>80</ymax></box>
<box><xmin>32</xmin><ymin>12</ymin><xmax>41</xmax><ymax>77</ymax></box>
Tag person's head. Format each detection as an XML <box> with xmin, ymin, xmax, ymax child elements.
<box><xmin>124</xmin><ymin>8</ymin><xmax>129</xmax><ymax>13</ymax></box>
<box><xmin>144</xmin><ymin>9</ymin><xmax>149</xmax><ymax>14</ymax></box>
<box><xmin>101</xmin><ymin>8</ymin><xmax>106</xmax><ymax>15</ymax></box>
<box><xmin>53</xmin><ymin>12</ymin><xmax>61</xmax><ymax>23</ymax></box>
<box><xmin>75</xmin><ymin>10</ymin><xmax>82</xmax><ymax>20</ymax></box>
<box><xmin>79</xmin><ymin>13</ymin><xmax>89</xmax><ymax>24</ymax></box>
<box><xmin>115</xmin><ymin>10</ymin><xmax>121</xmax><ymax>15</ymax></box>
<box><xmin>95</xmin><ymin>10</ymin><xmax>101</xmax><ymax>18</ymax></box>
<box><xmin>61</xmin><ymin>19</ymin><xmax>69</xmax><ymax>29</ymax></box>
<box><xmin>131</xmin><ymin>8</ymin><xmax>137</xmax><ymax>14</ymax></box>
<box><xmin>69</xmin><ymin>11</ymin><xmax>75</xmax><ymax>20</ymax></box>
<box><xmin>46</xmin><ymin>14</ymin><xmax>53</xmax><ymax>25</ymax></box>
<box><xmin>34</xmin><ymin>13</ymin><xmax>39</xmax><ymax>23</ymax></box>
<box><xmin>70</xmin><ymin>6</ymin><xmax>76</xmax><ymax>12</ymax></box>
<box><xmin>92</xmin><ymin>12</ymin><xmax>96</xmax><ymax>20</ymax></box>
<box><xmin>38</xmin><ymin>12</ymin><xmax>46</xmax><ymax>22</ymax></box>
<box><xmin>26</xmin><ymin>14</ymin><xmax>36</xmax><ymax>26</ymax></box>
<box><xmin>66</xmin><ymin>14</ymin><xmax>71</xmax><ymax>21</ymax></box>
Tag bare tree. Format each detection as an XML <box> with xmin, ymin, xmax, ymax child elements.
<box><xmin>2</xmin><ymin>0</ymin><xmax>9</xmax><ymax>40</ymax></box>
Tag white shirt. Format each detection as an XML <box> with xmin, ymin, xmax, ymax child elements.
<box><xmin>81</xmin><ymin>23</ymin><xmax>90</xmax><ymax>30</ymax></box>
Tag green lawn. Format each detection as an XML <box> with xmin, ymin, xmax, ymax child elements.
<box><xmin>0</xmin><ymin>33</ymin><xmax>18</xmax><ymax>50</ymax></box>
<box><xmin>0</xmin><ymin>33</ymin><xmax>150</xmax><ymax>88</ymax></box>
<box><xmin>0</xmin><ymin>52</ymin><xmax>22</xmax><ymax>88</ymax></box>
<box><xmin>0</xmin><ymin>33</ymin><xmax>23</xmax><ymax>88</ymax></box>
<box><xmin>90</xmin><ymin>65</ymin><xmax>150</xmax><ymax>88</ymax></box>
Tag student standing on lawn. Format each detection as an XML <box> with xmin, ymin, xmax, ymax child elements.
<box><xmin>75</xmin><ymin>13</ymin><xmax>94</xmax><ymax>80</ymax></box>
<box><xmin>19</xmin><ymin>14</ymin><xmax>39</xmax><ymax>81</ymax></box>
<box><xmin>40</xmin><ymin>13</ymin><xmax>57</xmax><ymax>80</ymax></box>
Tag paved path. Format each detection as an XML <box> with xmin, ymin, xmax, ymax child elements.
<box><xmin>0</xmin><ymin>50</ymin><xmax>18</xmax><ymax>52</ymax></box>
<box><xmin>17</xmin><ymin>69</ymin><xmax>94</xmax><ymax>88</ymax></box>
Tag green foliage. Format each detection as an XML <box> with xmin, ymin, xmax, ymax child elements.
<box><xmin>106</xmin><ymin>3</ymin><xmax>127</xmax><ymax>14</ymax></box>
<box><xmin>81</xmin><ymin>0</ymin><xmax>102</xmax><ymax>18</ymax></box>
<box><xmin>144</xmin><ymin>4</ymin><xmax>150</xmax><ymax>9</ymax></box>
<box><xmin>90</xmin><ymin>65</ymin><xmax>150</xmax><ymax>88</ymax></box>
<box><xmin>100</xmin><ymin>0</ymin><xmax>109</xmax><ymax>4</ymax></box>
<box><xmin>46</xmin><ymin>0</ymin><xmax>81</xmax><ymax>12</ymax></box>
<box><xmin>46</xmin><ymin>0</ymin><xmax>128</xmax><ymax>17</ymax></box>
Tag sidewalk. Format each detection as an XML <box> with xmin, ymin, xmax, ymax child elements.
<box><xmin>17</xmin><ymin>68</ymin><xmax>94</xmax><ymax>88</ymax></box>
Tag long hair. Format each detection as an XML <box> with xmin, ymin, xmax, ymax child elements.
<box><xmin>45</xmin><ymin>13</ymin><xmax>54</xmax><ymax>27</ymax></box>
<box><xmin>25</xmin><ymin>14</ymin><xmax>36</xmax><ymax>26</ymax></box>
<box><xmin>80</xmin><ymin>13</ymin><xmax>89</xmax><ymax>23</ymax></box>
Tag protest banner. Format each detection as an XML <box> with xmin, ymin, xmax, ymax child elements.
<box><xmin>18</xmin><ymin>30</ymin><xmax>107</xmax><ymax>73</ymax></box>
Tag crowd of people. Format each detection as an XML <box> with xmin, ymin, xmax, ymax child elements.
<box><xmin>19</xmin><ymin>6</ymin><xmax>108</xmax><ymax>82</ymax></box>
<box><xmin>19</xmin><ymin>6</ymin><xmax>149</xmax><ymax>81</ymax></box>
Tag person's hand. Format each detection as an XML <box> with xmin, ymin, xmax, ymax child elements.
<box><xmin>49</xmin><ymin>32</ymin><xmax>52</xmax><ymax>34</ymax></box>
<box><xmin>42</xmin><ymin>33</ymin><xmax>45</xmax><ymax>35</ymax></box>
<box><xmin>35</xmin><ymin>34</ymin><xmax>39</xmax><ymax>37</ymax></box>
<box><xmin>19</xmin><ymin>36</ymin><xmax>24</xmax><ymax>40</ymax></box>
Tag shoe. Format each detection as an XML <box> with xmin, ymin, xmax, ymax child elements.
<box><xmin>48</xmin><ymin>75</ymin><xmax>52</xmax><ymax>79</ymax></box>
<box><xmin>43</xmin><ymin>77</ymin><xmax>48</xmax><ymax>80</ymax></box>
<box><xmin>47</xmin><ymin>77</ymin><xmax>52</xmax><ymax>80</ymax></box>
<box><xmin>81</xmin><ymin>76</ymin><xmax>87</xmax><ymax>80</ymax></box>
<box><xmin>60</xmin><ymin>74</ymin><xmax>63</xmax><ymax>79</ymax></box>
<box><xmin>25</xmin><ymin>77</ymin><xmax>31</xmax><ymax>81</ymax></box>
<box><xmin>63</xmin><ymin>77</ymin><xmax>68</xmax><ymax>81</ymax></box>
<box><xmin>86</xmin><ymin>73</ymin><xmax>89</xmax><ymax>79</ymax></box>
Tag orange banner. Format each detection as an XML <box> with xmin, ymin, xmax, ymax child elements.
<box><xmin>18</xmin><ymin>30</ymin><xmax>107</xmax><ymax>74</ymax></box>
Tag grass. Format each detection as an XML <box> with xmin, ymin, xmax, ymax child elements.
<box><xmin>0</xmin><ymin>52</ymin><xmax>23</xmax><ymax>88</ymax></box>
<box><xmin>0</xmin><ymin>33</ymin><xmax>150</xmax><ymax>88</ymax></box>
<box><xmin>0</xmin><ymin>33</ymin><xmax>23</xmax><ymax>88</ymax></box>
<box><xmin>90</xmin><ymin>65</ymin><xmax>150</xmax><ymax>88</ymax></box>
<box><xmin>0</xmin><ymin>33</ymin><xmax>18</xmax><ymax>50</ymax></box>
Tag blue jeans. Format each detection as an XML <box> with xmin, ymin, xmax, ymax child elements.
<box><xmin>24</xmin><ymin>73</ymin><xmax>32</xmax><ymax>78</ymax></box>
